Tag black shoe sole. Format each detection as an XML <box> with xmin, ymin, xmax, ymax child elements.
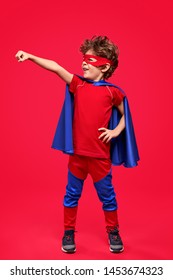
<box><xmin>61</xmin><ymin>247</ymin><xmax>76</xmax><ymax>254</ymax></box>
<box><xmin>110</xmin><ymin>246</ymin><xmax>124</xmax><ymax>253</ymax></box>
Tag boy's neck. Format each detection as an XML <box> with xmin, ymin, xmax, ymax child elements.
<box><xmin>93</xmin><ymin>78</ymin><xmax>104</xmax><ymax>82</ymax></box>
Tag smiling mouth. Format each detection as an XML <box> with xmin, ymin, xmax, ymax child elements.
<box><xmin>83</xmin><ymin>67</ymin><xmax>89</xmax><ymax>71</ymax></box>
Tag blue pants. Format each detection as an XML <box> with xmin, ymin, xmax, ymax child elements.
<box><xmin>64</xmin><ymin>170</ymin><xmax>117</xmax><ymax>211</ymax></box>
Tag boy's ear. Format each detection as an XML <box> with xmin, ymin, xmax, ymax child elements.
<box><xmin>101</xmin><ymin>63</ymin><xmax>111</xmax><ymax>73</ymax></box>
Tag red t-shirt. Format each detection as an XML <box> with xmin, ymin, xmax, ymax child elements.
<box><xmin>69</xmin><ymin>75</ymin><xmax>124</xmax><ymax>159</ymax></box>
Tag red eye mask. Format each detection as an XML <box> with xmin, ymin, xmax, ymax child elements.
<box><xmin>83</xmin><ymin>54</ymin><xmax>113</xmax><ymax>67</ymax></box>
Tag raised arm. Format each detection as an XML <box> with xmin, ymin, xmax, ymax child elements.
<box><xmin>15</xmin><ymin>50</ymin><xmax>73</xmax><ymax>85</ymax></box>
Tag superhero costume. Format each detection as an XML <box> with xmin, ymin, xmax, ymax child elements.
<box><xmin>52</xmin><ymin>76</ymin><xmax>139</xmax><ymax>167</ymax></box>
<box><xmin>83</xmin><ymin>54</ymin><xmax>114</xmax><ymax>66</ymax></box>
<box><xmin>51</xmin><ymin>75</ymin><xmax>139</xmax><ymax>230</ymax></box>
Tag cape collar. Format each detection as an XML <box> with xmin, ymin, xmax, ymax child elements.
<box><xmin>76</xmin><ymin>75</ymin><xmax>115</xmax><ymax>87</ymax></box>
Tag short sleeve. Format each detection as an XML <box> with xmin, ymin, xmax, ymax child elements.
<box><xmin>112</xmin><ymin>87</ymin><xmax>124</xmax><ymax>106</ymax></box>
<box><xmin>69</xmin><ymin>75</ymin><xmax>83</xmax><ymax>94</ymax></box>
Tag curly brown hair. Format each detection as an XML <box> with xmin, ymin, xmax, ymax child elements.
<box><xmin>80</xmin><ymin>36</ymin><xmax>119</xmax><ymax>79</ymax></box>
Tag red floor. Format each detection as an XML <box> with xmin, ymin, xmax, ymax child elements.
<box><xmin>1</xmin><ymin>160</ymin><xmax>172</xmax><ymax>260</ymax></box>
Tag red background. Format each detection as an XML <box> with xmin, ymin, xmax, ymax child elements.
<box><xmin>1</xmin><ymin>0</ymin><xmax>173</xmax><ymax>260</ymax></box>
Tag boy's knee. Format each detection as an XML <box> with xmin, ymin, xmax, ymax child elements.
<box><xmin>102</xmin><ymin>200</ymin><xmax>118</xmax><ymax>211</ymax></box>
<box><xmin>64</xmin><ymin>170</ymin><xmax>84</xmax><ymax>207</ymax></box>
<box><xmin>63</xmin><ymin>196</ymin><xmax>79</xmax><ymax>207</ymax></box>
<box><xmin>94</xmin><ymin>171</ymin><xmax>117</xmax><ymax>211</ymax></box>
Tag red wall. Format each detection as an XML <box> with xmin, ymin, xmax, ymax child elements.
<box><xmin>1</xmin><ymin>0</ymin><xmax>173</xmax><ymax>259</ymax></box>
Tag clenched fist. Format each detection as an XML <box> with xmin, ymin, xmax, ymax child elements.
<box><xmin>15</xmin><ymin>50</ymin><xmax>30</xmax><ymax>62</ymax></box>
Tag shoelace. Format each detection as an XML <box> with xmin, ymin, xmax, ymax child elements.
<box><xmin>108</xmin><ymin>229</ymin><xmax>120</xmax><ymax>241</ymax></box>
<box><xmin>111</xmin><ymin>234</ymin><xmax>118</xmax><ymax>240</ymax></box>
<box><xmin>107</xmin><ymin>227</ymin><xmax>119</xmax><ymax>233</ymax></box>
<box><xmin>65</xmin><ymin>235</ymin><xmax>72</xmax><ymax>241</ymax></box>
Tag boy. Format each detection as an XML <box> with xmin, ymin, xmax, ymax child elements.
<box><xmin>15</xmin><ymin>36</ymin><xmax>139</xmax><ymax>254</ymax></box>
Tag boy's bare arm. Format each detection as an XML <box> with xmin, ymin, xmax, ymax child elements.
<box><xmin>98</xmin><ymin>100</ymin><xmax>125</xmax><ymax>143</ymax></box>
<box><xmin>15</xmin><ymin>51</ymin><xmax>73</xmax><ymax>85</ymax></box>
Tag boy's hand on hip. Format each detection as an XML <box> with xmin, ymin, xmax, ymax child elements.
<box><xmin>98</xmin><ymin>127</ymin><xmax>120</xmax><ymax>143</ymax></box>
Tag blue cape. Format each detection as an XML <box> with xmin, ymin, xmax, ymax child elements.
<box><xmin>52</xmin><ymin>76</ymin><xmax>139</xmax><ymax>167</ymax></box>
